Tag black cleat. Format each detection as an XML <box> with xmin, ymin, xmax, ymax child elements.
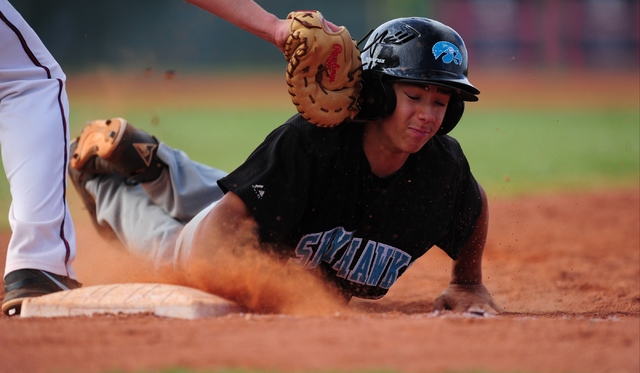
<box><xmin>2</xmin><ymin>269</ymin><xmax>82</xmax><ymax>316</ymax></box>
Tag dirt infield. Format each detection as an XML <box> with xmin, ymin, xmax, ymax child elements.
<box><xmin>0</xmin><ymin>188</ymin><xmax>638</xmax><ymax>373</ymax></box>
<box><xmin>0</xmin><ymin>71</ymin><xmax>638</xmax><ymax>373</ymax></box>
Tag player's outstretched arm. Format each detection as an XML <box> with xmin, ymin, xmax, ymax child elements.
<box><xmin>184</xmin><ymin>0</ymin><xmax>339</xmax><ymax>52</ymax></box>
<box><xmin>188</xmin><ymin>191</ymin><xmax>259</xmax><ymax>266</ymax></box>
<box><xmin>433</xmin><ymin>184</ymin><xmax>505</xmax><ymax>314</ymax></box>
<box><xmin>183</xmin><ymin>192</ymin><xmax>344</xmax><ymax>313</ymax></box>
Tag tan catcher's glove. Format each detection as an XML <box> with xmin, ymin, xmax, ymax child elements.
<box><xmin>284</xmin><ymin>11</ymin><xmax>362</xmax><ymax>127</ymax></box>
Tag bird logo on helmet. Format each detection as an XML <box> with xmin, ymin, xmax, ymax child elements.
<box><xmin>432</xmin><ymin>41</ymin><xmax>462</xmax><ymax>65</ymax></box>
<box><xmin>357</xmin><ymin>17</ymin><xmax>479</xmax><ymax>135</ymax></box>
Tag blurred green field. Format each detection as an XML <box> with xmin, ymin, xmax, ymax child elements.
<box><xmin>68</xmin><ymin>105</ymin><xmax>639</xmax><ymax>197</ymax></box>
<box><xmin>453</xmin><ymin>108</ymin><xmax>639</xmax><ymax>195</ymax></box>
<box><xmin>0</xmin><ymin>76</ymin><xmax>637</xmax><ymax>230</ymax></box>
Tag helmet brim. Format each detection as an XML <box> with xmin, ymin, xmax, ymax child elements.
<box><xmin>386</xmin><ymin>73</ymin><xmax>479</xmax><ymax>102</ymax></box>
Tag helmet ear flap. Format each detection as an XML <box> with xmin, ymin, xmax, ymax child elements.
<box><xmin>357</xmin><ymin>72</ymin><xmax>396</xmax><ymax>121</ymax></box>
<box><xmin>437</xmin><ymin>97</ymin><xmax>464</xmax><ymax>135</ymax></box>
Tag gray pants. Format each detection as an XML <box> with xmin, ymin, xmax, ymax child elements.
<box><xmin>84</xmin><ymin>143</ymin><xmax>227</xmax><ymax>268</ymax></box>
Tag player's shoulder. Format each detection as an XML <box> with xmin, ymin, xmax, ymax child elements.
<box><xmin>283</xmin><ymin>113</ymin><xmax>350</xmax><ymax>134</ymax></box>
<box><xmin>280</xmin><ymin>113</ymin><xmax>360</xmax><ymax>150</ymax></box>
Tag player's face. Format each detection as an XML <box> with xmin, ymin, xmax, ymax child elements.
<box><xmin>374</xmin><ymin>83</ymin><xmax>451</xmax><ymax>154</ymax></box>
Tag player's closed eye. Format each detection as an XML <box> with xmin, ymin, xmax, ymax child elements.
<box><xmin>405</xmin><ymin>92</ymin><xmax>446</xmax><ymax>107</ymax></box>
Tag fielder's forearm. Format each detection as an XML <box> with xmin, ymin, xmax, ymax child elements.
<box><xmin>184</xmin><ymin>0</ymin><xmax>285</xmax><ymax>47</ymax></box>
<box><xmin>449</xmin><ymin>184</ymin><xmax>489</xmax><ymax>284</ymax></box>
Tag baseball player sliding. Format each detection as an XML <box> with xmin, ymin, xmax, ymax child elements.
<box><xmin>1</xmin><ymin>0</ymin><xmax>80</xmax><ymax>316</ymax></box>
<box><xmin>68</xmin><ymin>1</ymin><xmax>503</xmax><ymax>314</ymax></box>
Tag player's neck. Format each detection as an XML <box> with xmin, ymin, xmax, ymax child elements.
<box><xmin>362</xmin><ymin>125</ymin><xmax>409</xmax><ymax>178</ymax></box>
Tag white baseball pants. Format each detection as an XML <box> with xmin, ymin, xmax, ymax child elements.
<box><xmin>85</xmin><ymin>143</ymin><xmax>227</xmax><ymax>268</ymax></box>
<box><xmin>1</xmin><ymin>0</ymin><xmax>76</xmax><ymax>279</ymax></box>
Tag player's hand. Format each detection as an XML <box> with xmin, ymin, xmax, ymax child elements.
<box><xmin>273</xmin><ymin>16</ymin><xmax>341</xmax><ymax>53</ymax></box>
<box><xmin>273</xmin><ymin>19</ymin><xmax>291</xmax><ymax>53</ymax></box>
<box><xmin>433</xmin><ymin>283</ymin><xmax>505</xmax><ymax>315</ymax></box>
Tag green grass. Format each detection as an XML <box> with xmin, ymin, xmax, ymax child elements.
<box><xmin>71</xmin><ymin>106</ymin><xmax>639</xmax><ymax>196</ymax></box>
<box><xmin>450</xmin><ymin>108</ymin><xmax>639</xmax><ymax>196</ymax></box>
<box><xmin>0</xmin><ymin>106</ymin><xmax>637</xmax><ymax>230</ymax></box>
<box><xmin>69</xmin><ymin>106</ymin><xmax>288</xmax><ymax>174</ymax></box>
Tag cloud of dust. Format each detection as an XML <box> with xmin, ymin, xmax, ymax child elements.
<box><xmin>150</xmin><ymin>219</ymin><xmax>349</xmax><ymax>316</ymax></box>
<box><xmin>73</xmin><ymin>188</ymin><xmax>347</xmax><ymax>315</ymax></box>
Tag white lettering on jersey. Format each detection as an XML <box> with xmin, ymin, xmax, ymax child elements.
<box><xmin>289</xmin><ymin>227</ymin><xmax>412</xmax><ymax>289</ymax></box>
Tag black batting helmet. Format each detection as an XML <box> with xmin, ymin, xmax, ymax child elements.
<box><xmin>357</xmin><ymin>17</ymin><xmax>479</xmax><ymax>135</ymax></box>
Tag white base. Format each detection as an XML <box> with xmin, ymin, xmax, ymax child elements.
<box><xmin>20</xmin><ymin>283</ymin><xmax>244</xmax><ymax>319</ymax></box>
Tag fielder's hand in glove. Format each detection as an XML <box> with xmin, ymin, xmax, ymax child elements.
<box><xmin>284</xmin><ymin>11</ymin><xmax>362</xmax><ymax>127</ymax></box>
<box><xmin>433</xmin><ymin>283</ymin><xmax>505</xmax><ymax>315</ymax></box>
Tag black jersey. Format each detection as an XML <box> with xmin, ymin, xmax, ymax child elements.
<box><xmin>218</xmin><ymin>114</ymin><xmax>482</xmax><ymax>299</ymax></box>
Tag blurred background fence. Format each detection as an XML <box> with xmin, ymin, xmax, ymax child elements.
<box><xmin>12</xmin><ymin>0</ymin><xmax>640</xmax><ymax>73</ymax></box>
